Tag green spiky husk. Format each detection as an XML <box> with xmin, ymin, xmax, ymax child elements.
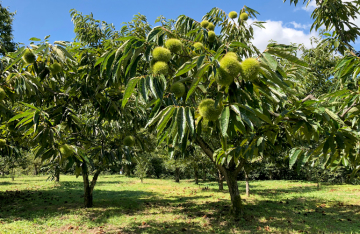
<box><xmin>220</xmin><ymin>55</ymin><xmax>242</xmax><ymax>77</ymax></box>
<box><xmin>152</xmin><ymin>61</ymin><xmax>169</xmax><ymax>76</ymax></box>
<box><xmin>199</xmin><ymin>99</ymin><xmax>223</xmax><ymax>121</ymax></box>
<box><xmin>49</xmin><ymin>63</ymin><xmax>62</xmax><ymax>74</ymax></box>
<box><xmin>240</xmin><ymin>13</ymin><xmax>249</xmax><ymax>21</ymax></box>
<box><xmin>193</xmin><ymin>42</ymin><xmax>203</xmax><ymax>50</ymax></box>
<box><xmin>23</xmin><ymin>49</ymin><xmax>36</xmax><ymax>64</ymax></box>
<box><xmin>0</xmin><ymin>139</ymin><xmax>6</xmax><ymax>148</ymax></box>
<box><xmin>0</xmin><ymin>88</ymin><xmax>6</xmax><ymax>102</ymax></box>
<box><xmin>208</xmin><ymin>31</ymin><xmax>216</xmax><ymax>42</ymax></box>
<box><xmin>200</xmin><ymin>20</ymin><xmax>209</xmax><ymax>28</ymax></box>
<box><xmin>170</xmin><ymin>82</ymin><xmax>186</xmax><ymax>98</ymax></box>
<box><xmin>216</xmin><ymin>67</ymin><xmax>234</xmax><ymax>86</ymax></box>
<box><xmin>241</xmin><ymin>58</ymin><xmax>260</xmax><ymax>81</ymax></box>
<box><xmin>152</xmin><ymin>47</ymin><xmax>172</xmax><ymax>62</ymax></box>
<box><xmin>123</xmin><ymin>136</ymin><xmax>135</xmax><ymax>147</ymax></box>
<box><xmin>60</xmin><ymin>144</ymin><xmax>73</xmax><ymax>157</ymax></box>
<box><xmin>229</xmin><ymin>11</ymin><xmax>238</xmax><ymax>19</ymax></box>
<box><xmin>165</xmin><ymin>39</ymin><xmax>183</xmax><ymax>54</ymax></box>
<box><xmin>224</xmin><ymin>52</ymin><xmax>238</xmax><ymax>59</ymax></box>
<box><xmin>207</xmin><ymin>23</ymin><xmax>215</xmax><ymax>31</ymax></box>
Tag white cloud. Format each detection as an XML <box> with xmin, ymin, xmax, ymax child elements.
<box><xmin>249</xmin><ymin>19</ymin><xmax>318</xmax><ymax>52</ymax></box>
<box><xmin>288</xmin><ymin>21</ymin><xmax>311</xmax><ymax>29</ymax></box>
<box><xmin>301</xmin><ymin>1</ymin><xmax>317</xmax><ymax>12</ymax></box>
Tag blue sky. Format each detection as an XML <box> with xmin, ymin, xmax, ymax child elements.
<box><xmin>2</xmin><ymin>0</ymin><xmax>359</xmax><ymax>51</ymax></box>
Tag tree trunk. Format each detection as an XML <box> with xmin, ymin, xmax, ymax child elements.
<box><xmin>218</xmin><ymin>169</ymin><xmax>224</xmax><ymax>190</ymax></box>
<box><xmin>203</xmin><ymin>169</ymin><xmax>206</xmax><ymax>181</ymax></box>
<box><xmin>195</xmin><ymin>136</ymin><xmax>243</xmax><ymax>216</ymax></box>
<box><xmin>194</xmin><ymin>166</ymin><xmax>199</xmax><ymax>184</ymax></box>
<box><xmin>124</xmin><ymin>164</ymin><xmax>131</xmax><ymax>177</ymax></box>
<box><xmin>81</xmin><ymin>163</ymin><xmax>101</xmax><ymax>208</ymax></box>
<box><xmin>34</xmin><ymin>165</ymin><xmax>38</xmax><ymax>175</ymax></box>
<box><xmin>11</xmin><ymin>168</ymin><xmax>14</xmax><ymax>181</ymax></box>
<box><xmin>223</xmin><ymin>169</ymin><xmax>243</xmax><ymax>216</ymax></box>
<box><xmin>55</xmin><ymin>167</ymin><xmax>60</xmax><ymax>182</ymax></box>
<box><xmin>175</xmin><ymin>167</ymin><xmax>180</xmax><ymax>183</ymax></box>
<box><xmin>245</xmin><ymin>170</ymin><xmax>250</xmax><ymax>197</ymax></box>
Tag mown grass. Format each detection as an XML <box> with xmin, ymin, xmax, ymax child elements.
<box><xmin>0</xmin><ymin>175</ymin><xmax>360</xmax><ymax>233</ymax></box>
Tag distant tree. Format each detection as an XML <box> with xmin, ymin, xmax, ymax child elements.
<box><xmin>0</xmin><ymin>2</ymin><xmax>15</xmax><ymax>55</ymax></box>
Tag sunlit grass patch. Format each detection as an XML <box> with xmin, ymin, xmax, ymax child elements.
<box><xmin>1</xmin><ymin>175</ymin><xmax>360</xmax><ymax>233</ymax></box>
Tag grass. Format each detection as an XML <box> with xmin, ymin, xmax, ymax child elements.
<box><xmin>0</xmin><ymin>175</ymin><xmax>360</xmax><ymax>233</ymax></box>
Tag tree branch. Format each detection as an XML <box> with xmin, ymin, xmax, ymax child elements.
<box><xmin>341</xmin><ymin>102</ymin><xmax>358</xmax><ymax>118</ymax></box>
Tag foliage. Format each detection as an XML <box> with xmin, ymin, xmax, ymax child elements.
<box><xmin>0</xmin><ymin>3</ymin><xmax>15</xmax><ymax>55</ymax></box>
<box><xmin>285</xmin><ymin>0</ymin><xmax>360</xmax><ymax>54</ymax></box>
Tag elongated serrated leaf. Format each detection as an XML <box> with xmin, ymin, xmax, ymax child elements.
<box><xmin>220</xmin><ymin>106</ymin><xmax>230</xmax><ymax>137</ymax></box>
<box><xmin>229</xmin><ymin>41</ymin><xmax>250</xmax><ymax>49</ymax></box>
<box><xmin>185</xmin><ymin>107</ymin><xmax>195</xmax><ymax>135</ymax></box>
<box><xmin>267</xmin><ymin>48</ymin><xmax>308</xmax><ymax>67</ymax></box>
<box><xmin>261</xmin><ymin>52</ymin><xmax>277</xmax><ymax>70</ymax></box>
<box><xmin>146</xmin><ymin>26</ymin><xmax>162</xmax><ymax>42</ymax></box>
<box><xmin>174</xmin><ymin>59</ymin><xmax>197</xmax><ymax>77</ymax></box>
<box><xmin>8</xmin><ymin>111</ymin><xmax>34</xmax><ymax>123</ymax></box>
<box><xmin>289</xmin><ymin>149</ymin><xmax>302</xmax><ymax>168</ymax></box>
<box><xmin>324</xmin><ymin>108</ymin><xmax>345</xmax><ymax>125</ymax></box>
<box><xmin>56</xmin><ymin>45</ymin><xmax>76</xmax><ymax>61</ymax></box>
<box><xmin>177</xmin><ymin>107</ymin><xmax>186</xmax><ymax>141</ymax></box>
<box><xmin>122</xmin><ymin>77</ymin><xmax>140</xmax><ymax>107</ymax></box>
<box><xmin>157</xmin><ymin>107</ymin><xmax>175</xmax><ymax>136</ymax></box>
<box><xmin>29</xmin><ymin>37</ymin><xmax>41</xmax><ymax>41</ymax></box>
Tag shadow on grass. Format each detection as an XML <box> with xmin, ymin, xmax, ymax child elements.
<box><xmin>1</xmin><ymin>178</ymin><xmax>360</xmax><ymax>233</ymax></box>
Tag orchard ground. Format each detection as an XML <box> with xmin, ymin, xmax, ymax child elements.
<box><xmin>0</xmin><ymin>176</ymin><xmax>360</xmax><ymax>233</ymax></box>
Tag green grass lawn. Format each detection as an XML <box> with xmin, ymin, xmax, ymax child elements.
<box><xmin>0</xmin><ymin>175</ymin><xmax>360</xmax><ymax>233</ymax></box>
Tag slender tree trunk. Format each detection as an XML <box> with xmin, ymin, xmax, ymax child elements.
<box><xmin>223</xmin><ymin>169</ymin><xmax>243</xmax><ymax>216</ymax></box>
<box><xmin>195</xmin><ymin>136</ymin><xmax>243</xmax><ymax>216</ymax></box>
<box><xmin>11</xmin><ymin>167</ymin><xmax>14</xmax><ymax>181</ymax></box>
<box><xmin>194</xmin><ymin>166</ymin><xmax>199</xmax><ymax>184</ymax></box>
<box><xmin>34</xmin><ymin>165</ymin><xmax>38</xmax><ymax>175</ymax></box>
<box><xmin>175</xmin><ymin>167</ymin><xmax>180</xmax><ymax>183</ymax></box>
<box><xmin>81</xmin><ymin>163</ymin><xmax>101</xmax><ymax>208</ymax></box>
<box><xmin>218</xmin><ymin>169</ymin><xmax>224</xmax><ymax>190</ymax></box>
<box><xmin>124</xmin><ymin>164</ymin><xmax>131</xmax><ymax>177</ymax></box>
<box><xmin>244</xmin><ymin>170</ymin><xmax>250</xmax><ymax>197</ymax></box>
<box><xmin>203</xmin><ymin>169</ymin><xmax>206</xmax><ymax>181</ymax></box>
<box><xmin>55</xmin><ymin>167</ymin><xmax>60</xmax><ymax>182</ymax></box>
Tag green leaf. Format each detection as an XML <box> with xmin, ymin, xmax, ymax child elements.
<box><xmin>289</xmin><ymin>149</ymin><xmax>302</xmax><ymax>169</ymax></box>
<box><xmin>122</xmin><ymin>77</ymin><xmax>140</xmax><ymax>107</ymax></box>
<box><xmin>29</xmin><ymin>37</ymin><xmax>41</xmax><ymax>41</ymax></box>
<box><xmin>177</xmin><ymin>107</ymin><xmax>187</xmax><ymax>141</ymax></box>
<box><xmin>8</xmin><ymin>111</ymin><xmax>34</xmax><ymax>123</ymax></box>
<box><xmin>220</xmin><ymin>106</ymin><xmax>230</xmax><ymax>137</ymax></box>
<box><xmin>156</xmin><ymin>106</ymin><xmax>175</xmax><ymax>135</ymax></box>
<box><xmin>174</xmin><ymin>59</ymin><xmax>197</xmax><ymax>77</ymax></box>
<box><xmin>229</xmin><ymin>41</ymin><xmax>250</xmax><ymax>50</ymax></box>
<box><xmin>146</xmin><ymin>106</ymin><xmax>172</xmax><ymax>128</ymax></box>
<box><xmin>197</xmin><ymin>55</ymin><xmax>205</xmax><ymax>68</ymax></box>
<box><xmin>267</xmin><ymin>48</ymin><xmax>308</xmax><ymax>67</ymax></box>
<box><xmin>147</xmin><ymin>26</ymin><xmax>163</xmax><ymax>42</ymax></box>
<box><xmin>261</xmin><ymin>52</ymin><xmax>277</xmax><ymax>70</ymax></box>
<box><xmin>324</xmin><ymin>108</ymin><xmax>345</xmax><ymax>126</ymax></box>
<box><xmin>56</xmin><ymin>45</ymin><xmax>76</xmax><ymax>61</ymax></box>
<box><xmin>20</xmin><ymin>102</ymin><xmax>41</xmax><ymax>111</ymax></box>
<box><xmin>185</xmin><ymin>107</ymin><xmax>195</xmax><ymax>135</ymax></box>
